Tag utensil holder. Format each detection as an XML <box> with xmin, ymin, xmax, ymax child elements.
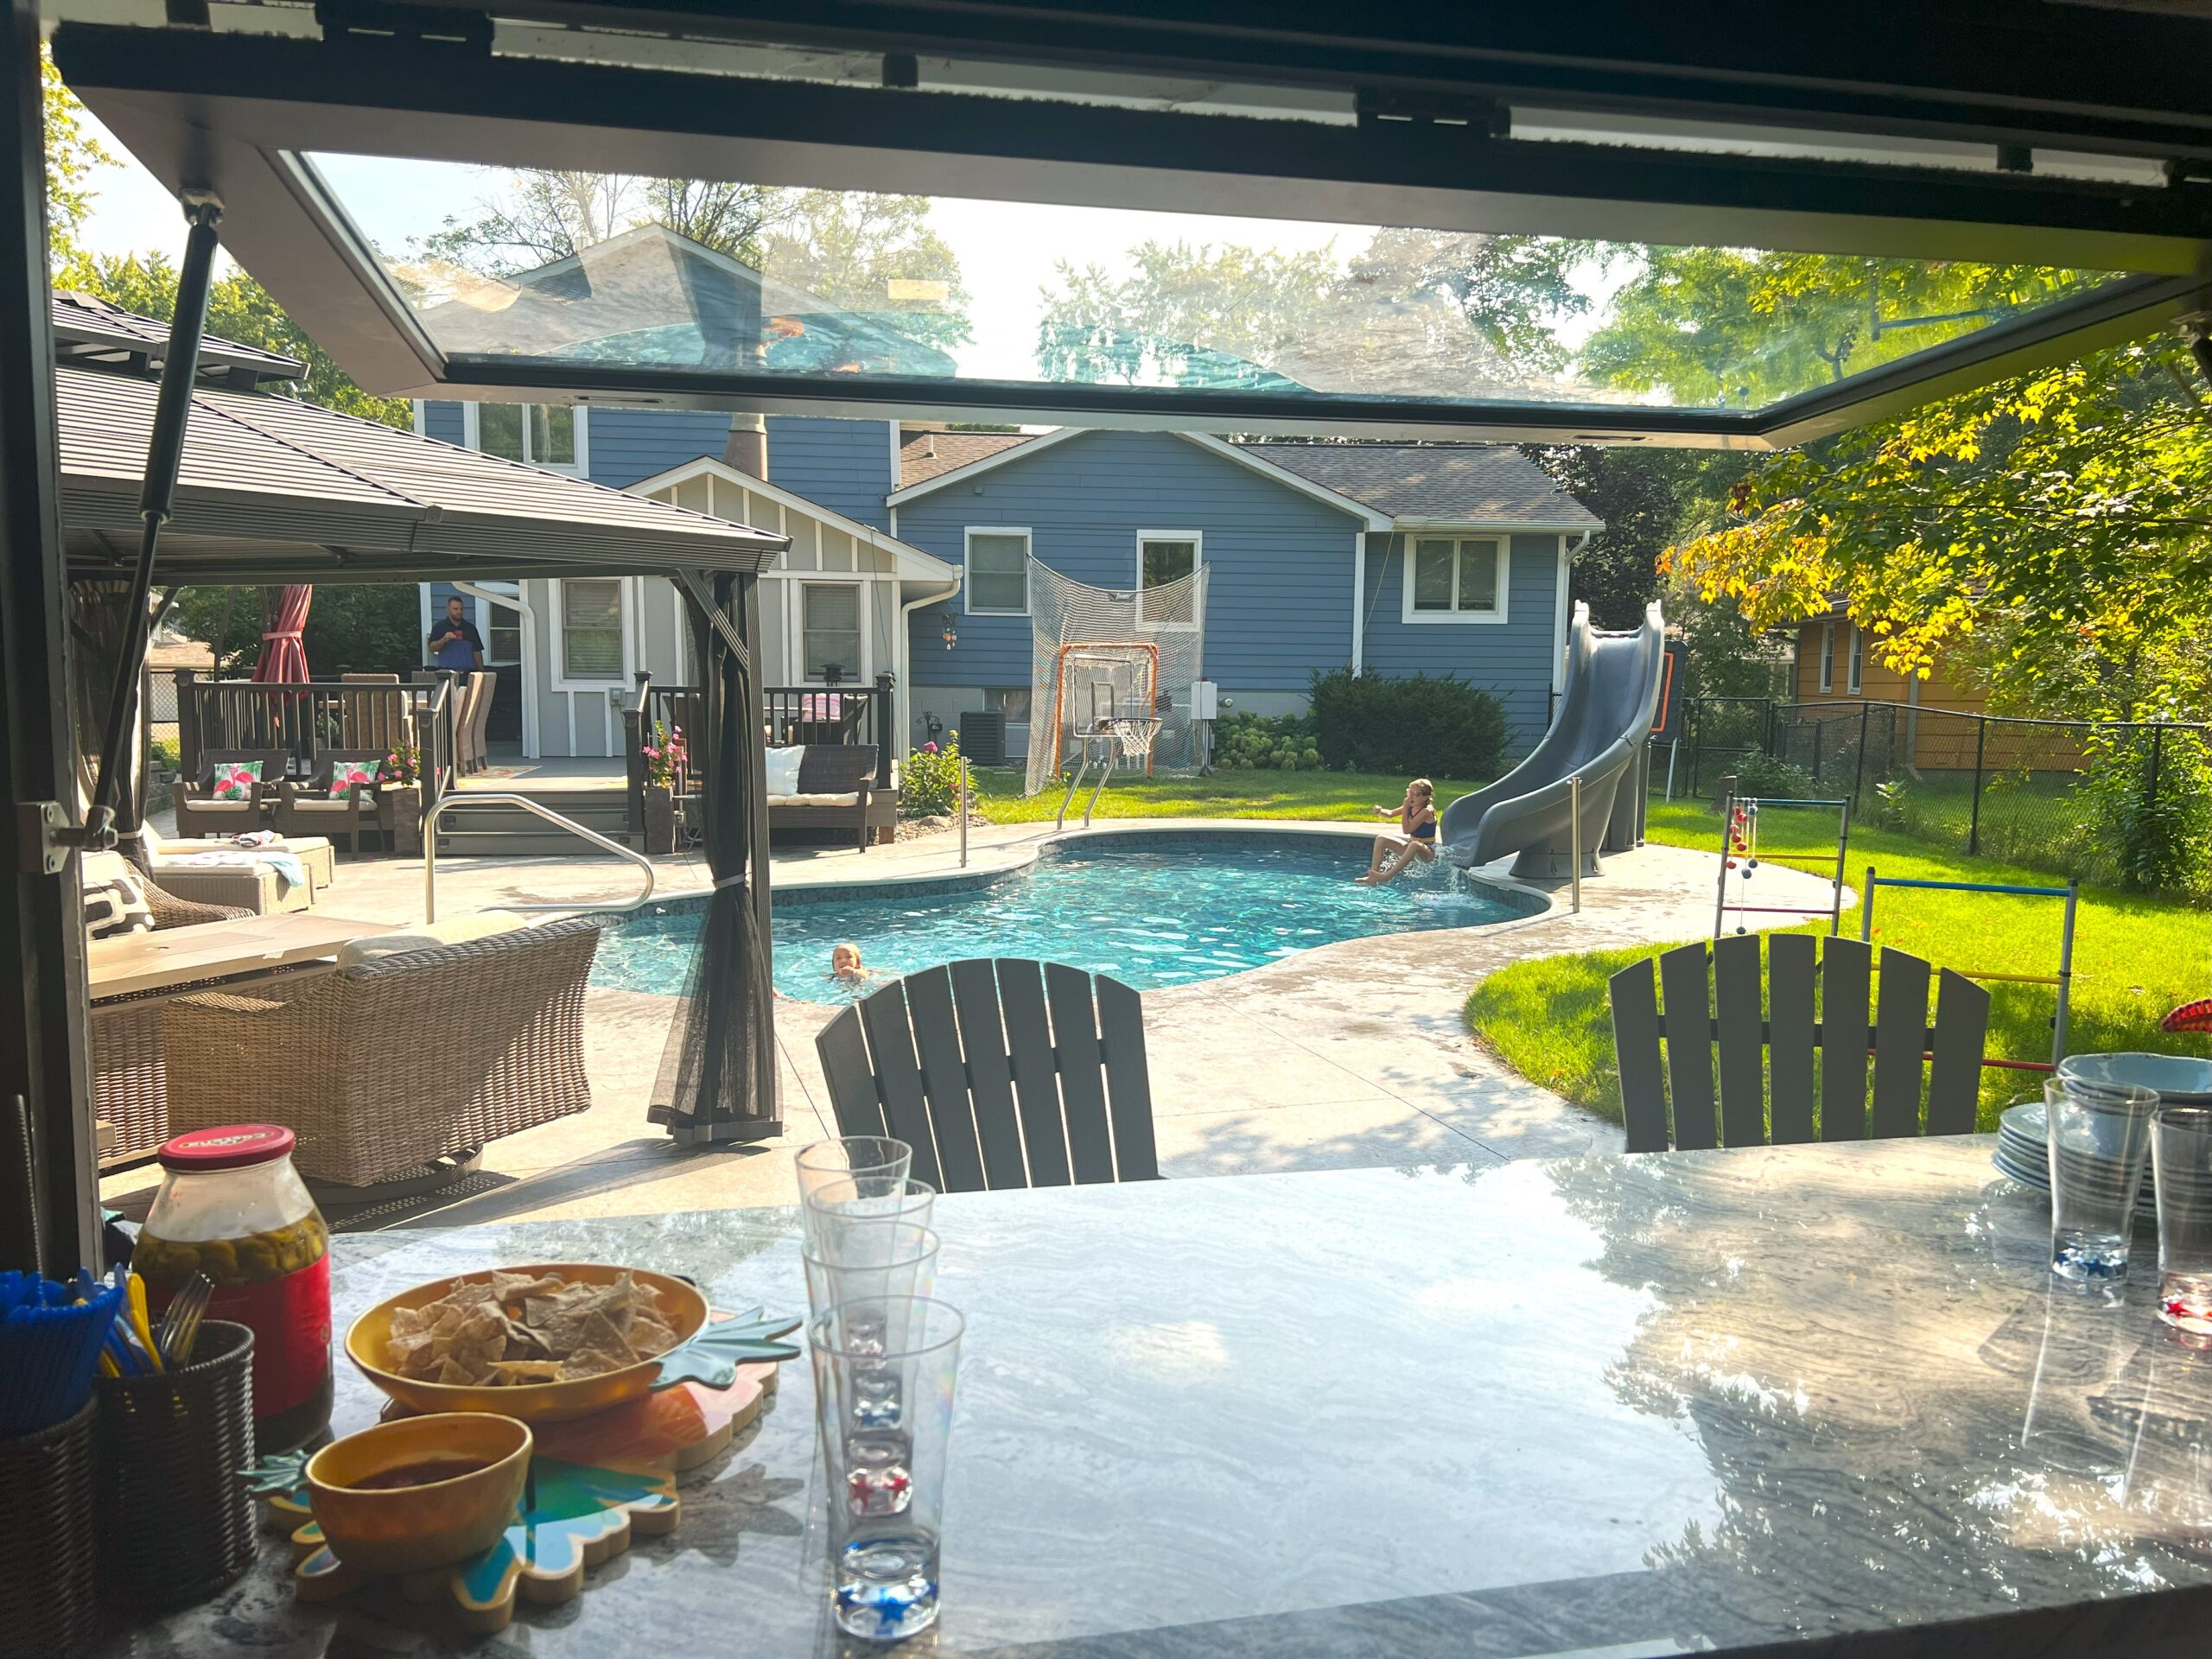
<box><xmin>94</xmin><ymin>1319</ymin><xmax>259</xmax><ymax>1610</ymax></box>
<box><xmin>0</xmin><ymin>1396</ymin><xmax>99</xmax><ymax>1657</ymax></box>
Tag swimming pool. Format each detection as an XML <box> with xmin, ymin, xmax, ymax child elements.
<box><xmin>593</xmin><ymin>832</ymin><xmax>1544</xmax><ymax>1005</ymax></box>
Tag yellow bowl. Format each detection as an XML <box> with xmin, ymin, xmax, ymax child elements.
<box><xmin>344</xmin><ymin>1262</ymin><xmax>708</xmax><ymax>1424</ymax></box>
<box><xmin>307</xmin><ymin>1413</ymin><xmax>531</xmax><ymax>1575</ymax></box>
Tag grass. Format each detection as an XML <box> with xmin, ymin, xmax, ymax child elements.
<box><xmin>1467</xmin><ymin>800</ymin><xmax>2212</xmax><ymax>1134</ymax></box>
<box><xmin>968</xmin><ymin>767</ymin><xmax>1491</xmax><ymax>823</ymax></box>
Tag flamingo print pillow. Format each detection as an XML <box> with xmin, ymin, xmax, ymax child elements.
<box><xmin>210</xmin><ymin>760</ymin><xmax>262</xmax><ymax>801</ymax></box>
<box><xmin>327</xmin><ymin>761</ymin><xmax>378</xmax><ymax>799</ymax></box>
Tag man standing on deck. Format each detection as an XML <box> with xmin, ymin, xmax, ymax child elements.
<box><xmin>429</xmin><ymin>594</ymin><xmax>484</xmax><ymax>672</ymax></box>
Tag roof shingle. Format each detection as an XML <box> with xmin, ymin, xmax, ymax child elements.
<box><xmin>1243</xmin><ymin>442</ymin><xmax>1601</xmax><ymax>529</ymax></box>
<box><xmin>899</xmin><ymin>428</ymin><xmax>1035</xmax><ymax>489</ymax></box>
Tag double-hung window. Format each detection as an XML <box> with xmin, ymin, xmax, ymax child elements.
<box><xmin>965</xmin><ymin>529</ymin><xmax>1031</xmax><ymax>615</ymax></box>
<box><xmin>469</xmin><ymin>403</ymin><xmax>586</xmax><ymax>474</ymax></box>
<box><xmin>558</xmin><ymin>579</ymin><xmax>625</xmax><ymax>682</ymax></box>
<box><xmin>1404</xmin><ymin>536</ymin><xmax>1506</xmax><ymax>623</ymax></box>
<box><xmin>1818</xmin><ymin>622</ymin><xmax>1836</xmax><ymax>693</ymax></box>
<box><xmin>1138</xmin><ymin>532</ymin><xmax>1201</xmax><ymax>628</ymax></box>
<box><xmin>802</xmin><ymin>583</ymin><xmax>864</xmax><ymax>682</ymax></box>
<box><xmin>1847</xmin><ymin>624</ymin><xmax>1865</xmax><ymax>695</ymax></box>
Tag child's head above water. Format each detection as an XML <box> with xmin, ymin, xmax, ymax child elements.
<box><xmin>830</xmin><ymin>943</ymin><xmax>865</xmax><ymax>978</ymax></box>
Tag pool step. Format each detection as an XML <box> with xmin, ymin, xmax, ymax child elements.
<box><xmin>431</xmin><ymin>789</ymin><xmax>638</xmax><ymax>856</ymax></box>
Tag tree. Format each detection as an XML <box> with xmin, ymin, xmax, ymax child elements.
<box><xmin>41</xmin><ymin>52</ymin><xmax>112</xmax><ymax>267</ymax></box>
<box><xmin>417</xmin><ymin>169</ymin><xmax>973</xmax><ymax>350</ymax></box>
<box><xmin>166</xmin><ymin>585</ymin><xmax>427</xmax><ymax>679</ymax></box>
<box><xmin>1522</xmin><ymin>445</ymin><xmax>1751</xmax><ymax>628</ymax></box>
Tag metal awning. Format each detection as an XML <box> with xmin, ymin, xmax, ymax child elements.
<box><xmin>49</xmin><ymin>3</ymin><xmax>2212</xmax><ymax>447</ymax></box>
<box><xmin>54</xmin><ymin>359</ymin><xmax>789</xmax><ymax>583</ymax></box>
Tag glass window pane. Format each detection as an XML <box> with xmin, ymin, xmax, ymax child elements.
<box><xmin>1141</xmin><ymin>540</ymin><xmax>1196</xmax><ymax>588</ymax></box>
<box><xmin>531</xmin><ymin>404</ymin><xmax>577</xmax><ymax>465</ymax></box>
<box><xmin>968</xmin><ymin>534</ymin><xmax>1028</xmax><ymax>613</ymax></box>
<box><xmin>1457</xmin><ymin>542</ymin><xmax>1498</xmax><ymax>612</ymax></box>
<box><xmin>1412</xmin><ymin>541</ymin><xmax>1454</xmax><ymax>611</ymax></box>
<box><xmin>477</xmin><ymin>402</ymin><xmax>524</xmax><ymax>461</ymax></box>
<box><xmin>803</xmin><ymin>583</ymin><xmax>864</xmax><ymax>680</ymax></box>
<box><xmin>562</xmin><ymin>579</ymin><xmax>623</xmax><ymax>679</ymax></box>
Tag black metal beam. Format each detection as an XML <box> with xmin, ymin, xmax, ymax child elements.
<box><xmin>0</xmin><ymin>0</ymin><xmax>95</xmax><ymax>1274</ymax></box>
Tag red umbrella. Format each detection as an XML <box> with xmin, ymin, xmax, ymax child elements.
<box><xmin>251</xmin><ymin>584</ymin><xmax>313</xmax><ymax>683</ymax></box>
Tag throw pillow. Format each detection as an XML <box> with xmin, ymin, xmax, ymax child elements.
<box><xmin>764</xmin><ymin>745</ymin><xmax>805</xmax><ymax>797</ymax></box>
<box><xmin>327</xmin><ymin>760</ymin><xmax>378</xmax><ymax>799</ymax></box>
<box><xmin>80</xmin><ymin>851</ymin><xmax>153</xmax><ymax>938</ymax></box>
<box><xmin>210</xmin><ymin>760</ymin><xmax>262</xmax><ymax>801</ymax></box>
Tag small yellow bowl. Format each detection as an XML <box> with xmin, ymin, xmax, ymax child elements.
<box><xmin>344</xmin><ymin>1262</ymin><xmax>708</xmax><ymax>1424</ymax></box>
<box><xmin>307</xmin><ymin>1413</ymin><xmax>531</xmax><ymax>1576</ymax></box>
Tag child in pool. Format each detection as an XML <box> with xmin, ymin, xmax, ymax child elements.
<box><xmin>1355</xmin><ymin>779</ymin><xmax>1439</xmax><ymax>887</ymax></box>
<box><xmin>829</xmin><ymin>943</ymin><xmax>874</xmax><ymax>984</ymax></box>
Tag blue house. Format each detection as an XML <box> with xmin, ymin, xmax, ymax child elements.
<box><xmin>412</xmin><ymin>402</ymin><xmax>1599</xmax><ymax>767</ymax></box>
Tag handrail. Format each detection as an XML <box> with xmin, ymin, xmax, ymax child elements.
<box><xmin>423</xmin><ymin>791</ymin><xmax>656</xmax><ymax>923</ymax></box>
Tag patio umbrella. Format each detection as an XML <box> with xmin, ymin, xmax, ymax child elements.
<box><xmin>251</xmin><ymin>583</ymin><xmax>312</xmax><ymax>683</ymax></box>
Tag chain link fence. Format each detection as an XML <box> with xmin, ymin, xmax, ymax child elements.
<box><xmin>1650</xmin><ymin>697</ymin><xmax>2212</xmax><ymax>895</ymax></box>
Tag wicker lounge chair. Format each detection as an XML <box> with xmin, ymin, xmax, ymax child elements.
<box><xmin>162</xmin><ymin>914</ymin><xmax>601</xmax><ymax>1187</ymax></box>
<box><xmin>276</xmin><ymin>749</ymin><xmax>385</xmax><ymax>857</ymax></box>
<box><xmin>171</xmin><ymin>747</ymin><xmax>287</xmax><ymax>838</ymax></box>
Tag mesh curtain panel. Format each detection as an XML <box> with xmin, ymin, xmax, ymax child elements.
<box><xmin>649</xmin><ymin>572</ymin><xmax>779</xmax><ymax>1140</ymax></box>
<box><xmin>1023</xmin><ymin>558</ymin><xmax>1210</xmax><ymax>794</ymax></box>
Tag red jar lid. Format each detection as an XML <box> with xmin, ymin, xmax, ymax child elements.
<box><xmin>158</xmin><ymin>1123</ymin><xmax>296</xmax><ymax>1172</ymax></box>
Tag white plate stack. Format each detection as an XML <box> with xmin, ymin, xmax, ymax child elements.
<box><xmin>1993</xmin><ymin>1100</ymin><xmax>2158</xmax><ymax>1222</ymax></box>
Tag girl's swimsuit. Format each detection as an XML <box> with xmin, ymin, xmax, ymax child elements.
<box><xmin>1409</xmin><ymin>816</ymin><xmax>1436</xmax><ymax>841</ymax></box>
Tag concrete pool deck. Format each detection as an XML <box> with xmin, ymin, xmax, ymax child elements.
<box><xmin>103</xmin><ymin>817</ymin><xmax>1838</xmax><ymax>1228</ymax></box>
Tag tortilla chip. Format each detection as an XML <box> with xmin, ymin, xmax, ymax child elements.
<box><xmin>385</xmin><ymin>1269</ymin><xmax>677</xmax><ymax>1385</ymax></box>
<box><xmin>558</xmin><ymin>1346</ymin><xmax>632</xmax><ymax>1380</ymax></box>
<box><xmin>626</xmin><ymin>1318</ymin><xmax>679</xmax><ymax>1361</ymax></box>
<box><xmin>433</xmin><ymin>1356</ymin><xmax>478</xmax><ymax>1387</ymax></box>
<box><xmin>493</xmin><ymin>1359</ymin><xmax>563</xmax><ymax>1382</ymax></box>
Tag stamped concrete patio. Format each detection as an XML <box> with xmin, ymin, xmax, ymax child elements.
<box><xmin>102</xmin><ymin>818</ymin><xmax>1836</xmax><ymax>1228</ymax></box>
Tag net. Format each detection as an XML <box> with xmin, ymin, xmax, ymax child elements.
<box><xmin>1024</xmin><ymin>559</ymin><xmax>1210</xmax><ymax>794</ymax></box>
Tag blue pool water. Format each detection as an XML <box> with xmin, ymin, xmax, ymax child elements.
<box><xmin>593</xmin><ymin>836</ymin><xmax>1539</xmax><ymax>1005</ymax></box>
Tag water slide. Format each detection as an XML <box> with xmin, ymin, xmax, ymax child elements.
<box><xmin>1440</xmin><ymin>601</ymin><xmax>1667</xmax><ymax>880</ymax></box>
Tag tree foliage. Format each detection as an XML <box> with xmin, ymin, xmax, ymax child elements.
<box><xmin>414</xmin><ymin>170</ymin><xmax>973</xmax><ymax>351</ymax></box>
<box><xmin>167</xmin><ymin>585</ymin><xmax>426</xmax><ymax>679</ymax></box>
<box><xmin>1522</xmin><ymin>445</ymin><xmax>1750</xmax><ymax>629</ymax></box>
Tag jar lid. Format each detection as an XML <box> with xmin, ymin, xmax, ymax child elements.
<box><xmin>158</xmin><ymin>1123</ymin><xmax>296</xmax><ymax>1172</ymax></box>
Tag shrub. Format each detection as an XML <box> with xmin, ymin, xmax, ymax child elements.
<box><xmin>1308</xmin><ymin>670</ymin><xmax>1509</xmax><ymax>780</ymax></box>
<box><xmin>149</xmin><ymin>734</ymin><xmax>181</xmax><ymax>777</ymax></box>
<box><xmin>2080</xmin><ymin>726</ymin><xmax>2212</xmax><ymax>895</ymax></box>
<box><xmin>1214</xmin><ymin>711</ymin><xmax>1321</xmax><ymax>772</ymax></box>
<box><xmin>899</xmin><ymin>734</ymin><xmax>981</xmax><ymax>819</ymax></box>
<box><xmin>1729</xmin><ymin>750</ymin><xmax>1820</xmax><ymax>800</ymax></box>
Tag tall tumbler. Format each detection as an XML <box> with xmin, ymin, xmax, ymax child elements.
<box><xmin>2046</xmin><ymin>1075</ymin><xmax>2159</xmax><ymax>1296</ymax></box>
<box><xmin>2152</xmin><ymin>1103</ymin><xmax>2212</xmax><ymax>1336</ymax></box>
<box><xmin>810</xmin><ymin>1297</ymin><xmax>964</xmax><ymax>1642</ymax></box>
<box><xmin>803</xmin><ymin>1223</ymin><xmax>941</xmax><ymax>1322</ymax></box>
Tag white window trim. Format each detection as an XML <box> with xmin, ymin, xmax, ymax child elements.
<box><xmin>1818</xmin><ymin>621</ymin><xmax>1836</xmax><ymax>693</ymax></box>
<box><xmin>1135</xmin><ymin>529</ymin><xmax>1203</xmax><ymax>632</ymax></box>
<box><xmin>798</xmin><ymin>580</ymin><xmax>871</xmax><ymax>686</ymax></box>
<box><xmin>461</xmin><ymin>402</ymin><xmax>590</xmax><ymax>477</ymax></box>
<box><xmin>1400</xmin><ymin>533</ymin><xmax>1510</xmax><ymax>626</ymax></box>
<box><xmin>1847</xmin><ymin>623</ymin><xmax>1864</xmax><ymax>696</ymax></box>
<box><xmin>549</xmin><ymin>575</ymin><xmax>632</xmax><ymax>690</ymax></box>
<box><xmin>963</xmin><ymin>526</ymin><xmax>1032</xmax><ymax>616</ymax></box>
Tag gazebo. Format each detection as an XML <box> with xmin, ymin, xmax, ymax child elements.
<box><xmin>49</xmin><ymin>289</ymin><xmax>795</xmax><ymax>1218</ymax></box>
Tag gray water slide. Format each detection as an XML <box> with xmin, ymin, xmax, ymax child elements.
<box><xmin>1440</xmin><ymin>601</ymin><xmax>1667</xmax><ymax>880</ymax></box>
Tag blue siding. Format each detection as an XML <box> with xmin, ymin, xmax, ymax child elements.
<box><xmin>584</xmin><ymin>407</ymin><xmax>731</xmax><ymax>490</ymax></box>
<box><xmin>767</xmin><ymin>416</ymin><xmax>893</xmax><ymax>530</ymax></box>
<box><xmin>895</xmin><ymin>430</ymin><xmax>1364</xmax><ymax>692</ymax></box>
<box><xmin>421</xmin><ymin>401</ymin><xmax>465</xmax><ymax>445</ymax></box>
<box><xmin>1359</xmin><ymin>531</ymin><xmax>1563</xmax><ymax>747</ymax></box>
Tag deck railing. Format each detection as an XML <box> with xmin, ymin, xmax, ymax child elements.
<box><xmin>172</xmin><ymin>670</ymin><xmax>457</xmax><ymax>818</ymax></box>
<box><xmin>620</xmin><ymin>671</ymin><xmax>894</xmax><ymax>842</ymax></box>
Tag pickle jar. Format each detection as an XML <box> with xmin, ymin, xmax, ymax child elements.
<box><xmin>136</xmin><ymin>1123</ymin><xmax>334</xmax><ymax>1452</ymax></box>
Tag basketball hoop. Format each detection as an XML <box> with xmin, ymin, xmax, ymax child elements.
<box><xmin>1105</xmin><ymin>716</ymin><xmax>1161</xmax><ymax>763</ymax></box>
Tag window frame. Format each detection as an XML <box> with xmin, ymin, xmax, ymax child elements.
<box><xmin>963</xmin><ymin>526</ymin><xmax>1033</xmax><ymax>617</ymax></box>
<box><xmin>799</xmin><ymin>580</ymin><xmax>868</xmax><ymax>685</ymax></box>
<box><xmin>550</xmin><ymin>575</ymin><xmax>630</xmax><ymax>688</ymax></box>
<box><xmin>461</xmin><ymin>402</ymin><xmax>590</xmax><ymax>477</ymax></box>
<box><xmin>1135</xmin><ymin>530</ymin><xmax>1203</xmax><ymax>632</ymax></box>
<box><xmin>1818</xmin><ymin>621</ymin><xmax>1836</xmax><ymax>693</ymax></box>
<box><xmin>1399</xmin><ymin>532</ymin><xmax>1510</xmax><ymax>626</ymax></box>
<box><xmin>1847</xmin><ymin>623</ymin><xmax>1865</xmax><ymax>696</ymax></box>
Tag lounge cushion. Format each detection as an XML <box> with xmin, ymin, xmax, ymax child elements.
<box><xmin>337</xmin><ymin>910</ymin><xmax>524</xmax><ymax>969</ymax></box>
<box><xmin>284</xmin><ymin>795</ymin><xmax>375</xmax><ymax>813</ymax></box>
<box><xmin>768</xmin><ymin>791</ymin><xmax>864</xmax><ymax>808</ymax></box>
<box><xmin>185</xmin><ymin>797</ymin><xmax>256</xmax><ymax>814</ymax></box>
<box><xmin>764</xmin><ymin>746</ymin><xmax>804</xmax><ymax>797</ymax></box>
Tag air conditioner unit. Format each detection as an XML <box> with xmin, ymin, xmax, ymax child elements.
<box><xmin>962</xmin><ymin>709</ymin><xmax>1007</xmax><ymax>767</ymax></box>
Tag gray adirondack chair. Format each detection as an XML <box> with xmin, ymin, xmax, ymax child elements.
<box><xmin>1609</xmin><ymin>934</ymin><xmax>1991</xmax><ymax>1153</ymax></box>
<box><xmin>814</xmin><ymin>958</ymin><xmax>1160</xmax><ymax>1192</ymax></box>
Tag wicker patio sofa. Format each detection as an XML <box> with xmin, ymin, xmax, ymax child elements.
<box><xmin>162</xmin><ymin>913</ymin><xmax>601</xmax><ymax>1188</ymax></box>
<box><xmin>768</xmin><ymin>744</ymin><xmax>897</xmax><ymax>851</ymax></box>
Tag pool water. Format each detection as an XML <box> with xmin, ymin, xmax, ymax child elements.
<box><xmin>593</xmin><ymin>837</ymin><xmax>1537</xmax><ymax>1005</ymax></box>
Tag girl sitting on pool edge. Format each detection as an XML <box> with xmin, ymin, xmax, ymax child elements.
<box><xmin>1356</xmin><ymin>779</ymin><xmax>1438</xmax><ymax>887</ymax></box>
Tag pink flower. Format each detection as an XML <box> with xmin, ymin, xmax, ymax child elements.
<box><xmin>922</xmin><ymin>741</ymin><xmax>938</xmax><ymax>753</ymax></box>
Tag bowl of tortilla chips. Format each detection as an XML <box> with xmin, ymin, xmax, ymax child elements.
<box><xmin>344</xmin><ymin>1262</ymin><xmax>709</xmax><ymax>1423</ymax></box>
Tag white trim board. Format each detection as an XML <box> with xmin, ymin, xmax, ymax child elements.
<box><xmin>1135</xmin><ymin>529</ymin><xmax>1202</xmax><ymax>633</ymax></box>
<box><xmin>627</xmin><ymin>454</ymin><xmax>957</xmax><ymax>582</ymax></box>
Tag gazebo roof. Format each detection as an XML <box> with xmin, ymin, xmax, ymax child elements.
<box><xmin>57</xmin><ymin>358</ymin><xmax>788</xmax><ymax>585</ymax></box>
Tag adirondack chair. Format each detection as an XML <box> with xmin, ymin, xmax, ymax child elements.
<box><xmin>1608</xmin><ymin>934</ymin><xmax>1992</xmax><ymax>1153</ymax></box>
<box><xmin>814</xmin><ymin>958</ymin><xmax>1160</xmax><ymax>1192</ymax></box>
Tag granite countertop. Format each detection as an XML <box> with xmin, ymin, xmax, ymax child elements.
<box><xmin>102</xmin><ymin>1137</ymin><xmax>2212</xmax><ymax>1657</ymax></box>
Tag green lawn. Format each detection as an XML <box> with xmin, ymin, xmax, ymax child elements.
<box><xmin>969</xmin><ymin>768</ymin><xmax>1491</xmax><ymax>823</ymax></box>
<box><xmin>1467</xmin><ymin>800</ymin><xmax>2212</xmax><ymax>1134</ymax></box>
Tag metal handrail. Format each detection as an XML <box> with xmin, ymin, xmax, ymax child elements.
<box><xmin>423</xmin><ymin>791</ymin><xmax>656</xmax><ymax>923</ymax></box>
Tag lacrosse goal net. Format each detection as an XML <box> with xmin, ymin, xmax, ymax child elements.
<box><xmin>1024</xmin><ymin>558</ymin><xmax>1209</xmax><ymax>795</ymax></box>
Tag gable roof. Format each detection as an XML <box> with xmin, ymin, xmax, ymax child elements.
<box><xmin>888</xmin><ymin>426</ymin><xmax>1596</xmax><ymax>531</ymax></box>
<box><xmin>626</xmin><ymin>454</ymin><xmax>958</xmax><ymax>583</ymax></box>
<box><xmin>899</xmin><ymin>428</ymin><xmax>1034</xmax><ymax>490</ymax></box>
<box><xmin>1248</xmin><ymin>443</ymin><xmax>1602</xmax><ymax>529</ymax></box>
<box><xmin>53</xmin><ymin>289</ymin><xmax>305</xmax><ymax>390</ymax></box>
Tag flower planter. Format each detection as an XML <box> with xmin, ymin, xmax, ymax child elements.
<box><xmin>378</xmin><ymin>784</ymin><xmax>422</xmax><ymax>857</ymax></box>
<box><xmin>642</xmin><ymin>784</ymin><xmax>677</xmax><ymax>855</ymax></box>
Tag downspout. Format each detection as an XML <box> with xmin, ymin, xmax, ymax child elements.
<box><xmin>453</xmin><ymin>578</ymin><xmax>539</xmax><ymax>760</ymax></box>
<box><xmin>897</xmin><ymin>575</ymin><xmax>963</xmax><ymax>775</ymax></box>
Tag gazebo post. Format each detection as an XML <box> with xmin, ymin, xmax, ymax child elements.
<box><xmin>737</xmin><ymin>569</ymin><xmax>777</xmax><ymax>1122</ymax></box>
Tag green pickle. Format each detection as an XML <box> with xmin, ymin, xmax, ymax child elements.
<box><xmin>136</xmin><ymin>1212</ymin><xmax>329</xmax><ymax>1290</ymax></box>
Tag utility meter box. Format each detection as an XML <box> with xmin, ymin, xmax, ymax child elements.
<box><xmin>1191</xmin><ymin>681</ymin><xmax>1220</xmax><ymax>721</ymax></box>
